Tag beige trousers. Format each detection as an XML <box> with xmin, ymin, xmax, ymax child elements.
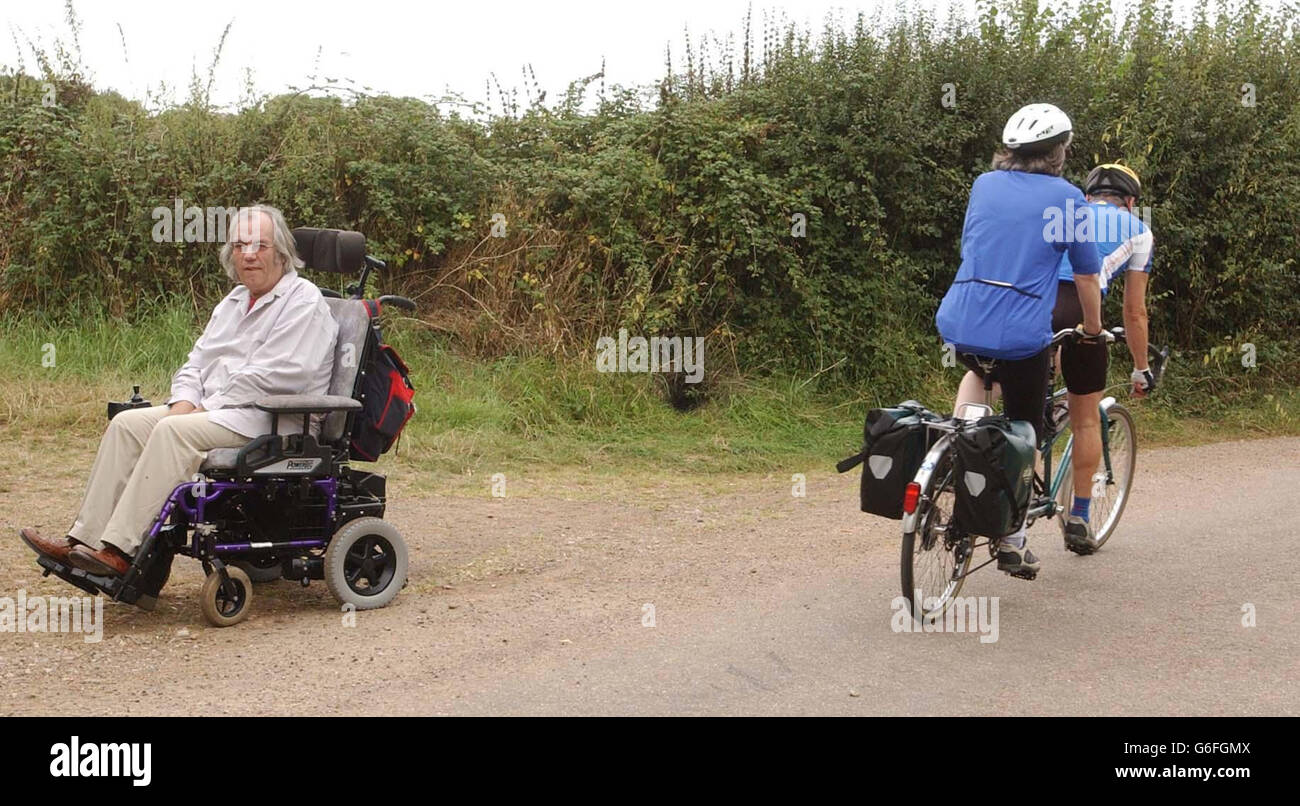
<box><xmin>68</xmin><ymin>406</ymin><xmax>247</xmax><ymax>555</ymax></box>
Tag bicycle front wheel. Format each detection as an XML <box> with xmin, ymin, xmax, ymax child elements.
<box><xmin>1056</xmin><ymin>402</ymin><xmax>1137</xmax><ymax>548</ymax></box>
<box><xmin>901</xmin><ymin>448</ymin><xmax>973</xmax><ymax>622</ymax></box>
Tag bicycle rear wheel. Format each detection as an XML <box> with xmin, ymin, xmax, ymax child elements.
<box><xmin>1056</xmin><ymin>402</ymin><xmax>1137</xmax><ymax>547</ymax></box>
<box><xmin>901</xmin><ymin>448</ymin><xmax>973</xmax><ymax>621</ymax></box>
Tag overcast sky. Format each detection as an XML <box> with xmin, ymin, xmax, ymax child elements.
<box><xmin>0</xmin><ymin>0</ymin><xmax>1249</xmax><ymax>112</ymax></box>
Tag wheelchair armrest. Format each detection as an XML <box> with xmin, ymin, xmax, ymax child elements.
<box><xmin>255</xmin><ymin>394</ymin><xmax>362</xmax><ymax>414</ymax></box>
<box><xmin>234</xmin><ymin>434</ymin><xmax>284</xmax><ymax>475</ymax></box>
<box><xmin>231</xmin><ymin>430</ymin><xmax>332</xmax><ymax>477</ymax></box>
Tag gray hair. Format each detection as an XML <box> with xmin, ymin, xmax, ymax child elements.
<box><xmin>990</xmin><ymin>133</ymin><xmax>1072</xmax><ymax>177</ymax></box>
<box><xmin>219</xmin><ymin>204</ymin><xmax>304</xmax><ymax>281</ymax></box>
<box><xmin>1088</xmin><ymin>190</ymin><xmax>1131</xmax><ymax>206</ymax></box>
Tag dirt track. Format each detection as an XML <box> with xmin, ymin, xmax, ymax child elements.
<box><xmin>1</xmin><ymin>434</ymin><xmax>1296</xmax><ymax>716</ymax></box>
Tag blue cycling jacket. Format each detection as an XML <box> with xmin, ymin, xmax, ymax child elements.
<box><xmin>936</xmin><ymin>170</ymin><xmax>1101</xmax><ymax>359</ymax></box>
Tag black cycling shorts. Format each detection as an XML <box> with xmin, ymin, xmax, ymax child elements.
<box><xmin>1051</xmin><ymin>280</ymin><xmax>1108</xmax><ymax>395</ymax></box>
<box><xmin>957</xmin><ymin>347</ymin><xmax>1050</xmax><ymax>445</ymax></box>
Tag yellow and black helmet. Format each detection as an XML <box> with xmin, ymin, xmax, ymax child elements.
<box><xmin>1085</xmin><ymin>163</ymin><xmax>1141</xmax><ymax>200</ymax></box>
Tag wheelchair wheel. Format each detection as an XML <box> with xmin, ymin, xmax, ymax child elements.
<box><xmin>199</xmin><ymin>566</ymin><xmax>254</xmax><ymax>627</ymax></box>
<box><xmin>233</xmin><ymin>557</ymin><xmax>282</xmax><ymax>584</ymax></box>
<box><xmin>325</xmin><ymin>517</ymin><xmax>408</xmax><ymax>610</ymax></box>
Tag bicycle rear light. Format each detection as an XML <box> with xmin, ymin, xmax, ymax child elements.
<box><xmin>903</xmin><ymin>482</ymin><xmax>921</xmax><ymax>514</ymax></box>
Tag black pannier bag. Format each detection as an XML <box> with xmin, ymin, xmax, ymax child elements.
<box><xmin>350</xmin><ymin>300</ymin><xmax>417</xmax><ymax>462</ymax></box>
<box><xmin>837</xmin><ymin>401</ymin><xmax>941</xmax><ymax>519</ymax></box>
<box><xmin>952</xmin><ymin>416</ymin><xmax>1037</xmax><ymax>538</ymax></box>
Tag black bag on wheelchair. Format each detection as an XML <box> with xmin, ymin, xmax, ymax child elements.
<box><xmin>952</xmin><ymin>416</ymin><xmax>1037</xmax><ymax>538</ymax></box>
<box><xmin>350</xmin><ymin>300</ymin><xmax>416</xmax><ymax>462</ymax></box>
<box><xmin>837</xmin><ymin>401</ymin><xmax>940</xmax><ymax>519</ymax></box>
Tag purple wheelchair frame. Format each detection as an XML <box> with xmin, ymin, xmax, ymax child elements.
<box><xmin>154</xmin><ymin>477</ymin><xmax>340</xmax><ymax>557</ymax></box>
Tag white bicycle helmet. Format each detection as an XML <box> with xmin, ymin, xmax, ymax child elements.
<box><xmin>1002</xmin><ymin>103</ymin><xmax>1072</xmax><ymax>152</ymax></box>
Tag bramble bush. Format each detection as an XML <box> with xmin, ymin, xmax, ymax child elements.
<box><xmin>1</xmin><ymin>0</ymin><xmax>1297</xmax><ymax>409</ymax></box>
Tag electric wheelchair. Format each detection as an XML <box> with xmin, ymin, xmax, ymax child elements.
<box><xmin>36</xmin><ymin>228</ymin><xmax>416</xmax><ymax>626</ymax></box>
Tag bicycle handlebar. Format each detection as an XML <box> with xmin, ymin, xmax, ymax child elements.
<box><xmin>1050</xmin><ymin>326</ymin><xmax>1172</xmax><ymax>387</ymax></box>
<box><xmin>1049</xmin><ymin>326</ymin><xmax>1119</xmax><ymax>347</ymax></box>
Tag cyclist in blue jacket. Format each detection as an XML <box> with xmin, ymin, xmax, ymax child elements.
<box><xmin>1052</xmin><ymin>163</ymin><xmax>1154</xmax><ymax>554</ymax></box>
<box><xmin>935</xmin><ymin>103</ymin><xmax>1103</xmax><ymax>578</ymax></box>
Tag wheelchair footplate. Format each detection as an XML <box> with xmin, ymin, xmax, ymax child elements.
<box><xmin>35</xmin><ymin>527</ymin><xmax>179</xmax><ymax>612</ymax></box>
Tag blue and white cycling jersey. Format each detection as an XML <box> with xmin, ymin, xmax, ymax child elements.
<box><xmin>1056</xmin><ymin>200</ymin><xmax>1153</xmax><ymax>295</ymax></box>
<box><xmin>936</xmin><ymin>170</ymin><xmax>1101</xmax><ymax>360</ymax></box>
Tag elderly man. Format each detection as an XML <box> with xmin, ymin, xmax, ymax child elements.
<box><xmin>19</xmin><ymin>204</ymin><xmax>339</xmax><ymax>576</ymax></box>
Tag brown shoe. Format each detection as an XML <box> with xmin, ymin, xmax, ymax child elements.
<box><xmin>67</xmin><ymin>543</ymin><xmax>132</xmax><ymax>577</ymax></box>
<box><xmin>19</xmin><ymin>528</ymin><xmax>75</xmax><ymax>564</ymax></box>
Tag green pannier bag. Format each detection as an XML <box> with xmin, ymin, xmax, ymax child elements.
<box><xmin>952</xmin><ymin>416</ymin><xmax>1037</xmax><ymax>538</ymax></box>
<box><xmin>837</xmin><ymin>401</ymin><xmax>941</xmax><ymax>519</ymax></box>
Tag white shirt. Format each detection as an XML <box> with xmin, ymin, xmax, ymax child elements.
<box><xmin>167</xmin><ymin>269</ymin><xmax>339</xmax><ymax>438</ymax></box>
<box><xmin>1099</xmin><ymin>228</ymin><xmax>1154</xmax><ymax>294</ymax></box>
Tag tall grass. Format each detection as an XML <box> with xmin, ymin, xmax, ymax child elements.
<box><xmin>0</xmin><ymin>303</ymin><xmax>867</xmax><ymax>471</ymax></box>
<box><xmin>2</xmin><ymin>307</ymin><xmax>1296</xmax><ymax>481</ymax></box>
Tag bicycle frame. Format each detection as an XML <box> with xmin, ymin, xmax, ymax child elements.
<box><xmin>1047</xmin><ymin>392</ymin><xmax>1122</xmax><ymax>502</ymax></box>
<box><xmin>901</xmin><ymin>344</ymin><xmax>1125</xmax><ymax>538</ymax></box>
<box><xmin>897</xmin><ymin>327</ymin><xmax>1167</xmax><ymax>612</ymax></box>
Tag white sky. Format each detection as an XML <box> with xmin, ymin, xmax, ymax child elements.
<box><xmin>0</xmin><ymin>0</ymin><xmax>1248</xmax><ymax>112</ymax></box>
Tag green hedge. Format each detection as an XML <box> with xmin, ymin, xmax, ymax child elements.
<box><xmin>2</xmin><ymin>0</ymin><xmax>1297</xmax><ymax>399</ymax></box>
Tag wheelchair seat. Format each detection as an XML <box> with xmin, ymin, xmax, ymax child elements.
<box><xmin>200</xmin><ymin>448</ymin><xmax>241</xmax><ymax>471</ymax></box>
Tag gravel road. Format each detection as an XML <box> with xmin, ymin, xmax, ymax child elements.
<box><xmin>2</xmin><ymin>435</ymin><xmax>1295</xmax><ymax>716</ymax></box>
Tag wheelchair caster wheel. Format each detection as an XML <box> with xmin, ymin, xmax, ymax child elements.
<box><xmin>199</xmin><ymin>566</ymin><xmax>254</xmax><ymax>627</ymax></box>
<box><xmin>325</xmin><ymin>517</ymin><xmax>408</xmax><ymax>611</ymax></box>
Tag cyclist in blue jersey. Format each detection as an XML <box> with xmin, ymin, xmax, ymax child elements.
<box><xmin>1051</xmin><ymin>163</ymin><xmax>1154</xmax><ymax>554</ymax></box>
<box><xmin>935</xmin><ymin>103</ymin><xmax>1104</xmax><ymax>578</ymax></box>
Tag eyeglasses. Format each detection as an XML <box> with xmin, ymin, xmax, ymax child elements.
<box><xmin>231</xmin><ymin>241</ymin><xmax>273</xmax><ymax>254</ymax></box>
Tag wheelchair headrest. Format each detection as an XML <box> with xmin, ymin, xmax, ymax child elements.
<box><xmin>293</xmin><ymin>228</ymin><xmax>366</xmax><ymax>274</ymax></box>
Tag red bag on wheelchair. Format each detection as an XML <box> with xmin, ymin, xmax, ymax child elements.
<box><xmin>350</xmin><ymin>309</ymin><xmax>416</xmax><ymax>461</ymax></box>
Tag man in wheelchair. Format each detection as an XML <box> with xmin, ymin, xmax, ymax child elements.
<box><xmin>18</xmin><ymin>205</ymin><xmax>414</xmax><ymax>626</ymax></box>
